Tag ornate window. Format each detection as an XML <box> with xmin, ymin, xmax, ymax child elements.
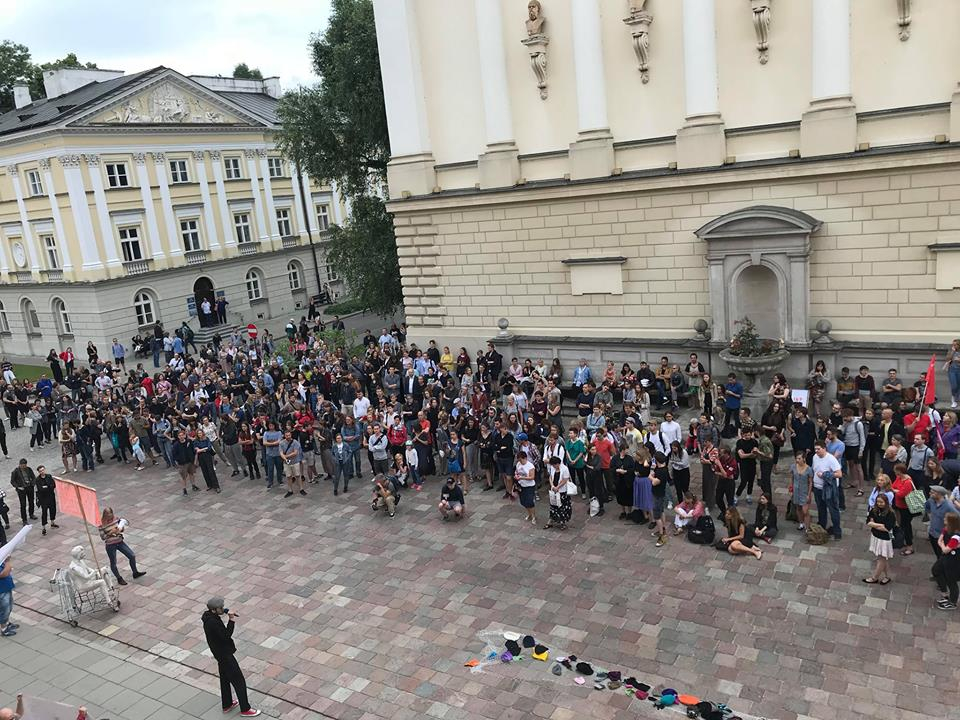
<box><xmin>276</xmin><ymin>208</ymin><xmax>292</xmax><ymax>237</ymax></box>
<box><xmin>105</xmin><ymin>162</ymin><xmax>129</xmax><ymax>188</ymax></box>
<box><xmin>234</xmin><ymin>213</ymin><xmax>252</xmax><ymax>244</ymax></box>
<box><xmin>41</xmin><ymin>234</ymin><xmax>60</xmax><ymax>269</ymax></box>
<box><xmin>316</xmin><ymin>204</ymin><xmax>330</xmax><ymax>231</ymax></box>
<box><xmin>21</xmin><ymin>298</ymin><xmax>40</xmax><ymax>335</ymax></box>
<box><xmin>180</xmin><ymin>219</ymin><xmax>202</xmax><ymax>252</ymax></box>
<box><xmin>267</xmin><ymin>157</ymin><xmax>285</xmax><ymax>178</ymax></box>
<box><xmin>245</xmin><ymin>269</ymin><xmax>264</xmax><ymax>301</ymax></box>
<box><xmin>133</xmin><ymin>290</ymin><xmax>157</xmax><ymax>326</ymax></box>
<box><xmin>52</xmin><ymin>298</ymin><xmax>72</xmax><ymax>335</ymax></box>
<box><xmin>224</xmin><ymin>156</ymin><xmax>242</xmax><ymax>180</ymax></box>
<box><xmin>26</xmin><ymin>169</ymin><xmax>43</xmax><ymax>197</ymax></box>
<box><xmin>287</xmin><ymin>260</ymin><xmax>303</xmax><ymax>291</ymax></box>
<box><xmin>118</xmin><ymin>226</ymin><xmax>143</xmax><ymax>262</ymax></box>
<box><xmin>169</xmin><ymin>159</ymin><xmax>189</xmax><ymax>184</ymax></box>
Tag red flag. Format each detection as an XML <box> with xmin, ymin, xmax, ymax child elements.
<box><xmin>923</xmin><ymin>355</ymin><xmax>937</xmax><ymax>406</ymax></box>
<box><xmin>55</xmin><ymin>477</ymin><xmax>100</xmax><ymax>525</ymax></box>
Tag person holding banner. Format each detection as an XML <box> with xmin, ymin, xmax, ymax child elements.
<box><xmin>98</xmin><ymin>507</ymin><xmax>145</xmax><ymax>586</ymax></box>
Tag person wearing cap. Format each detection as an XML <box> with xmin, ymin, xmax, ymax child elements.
<box><xmin>439</xmin><ymin>477</ymin><xmax>465</xmax><ymax>520</ymax></box>
<box><xmin>202</xmin><ymin>597</ymin><xmax>261</xmax><ymax>716</ymax></box>
<box><xmin>926</xmin><ymin>485</ymin><xmax>959</xmax><ymax>558</ymax></box>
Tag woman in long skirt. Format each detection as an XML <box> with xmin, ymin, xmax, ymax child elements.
<box><xmin>633</xmin><ymin>447</ymin><xmax>654</xmax><ymax>524</ymax></box>
<box><xmin>545</xmin><ymin>456</ymin><xmax>572</xmax><ymax>529</ymax></box>
<box><xmin>194</xmin><ymin>429</ymin><xmax>221</xmax><ymax>493</ymax></box>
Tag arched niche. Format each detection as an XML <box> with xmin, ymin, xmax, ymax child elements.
<box><xmin>695</xmin><ymin>205</ymin><xmax>822</xmax><ymax>345</ymax></box>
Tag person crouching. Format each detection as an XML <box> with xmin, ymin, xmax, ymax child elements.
<box><xmin>439</xmin><ymin>477</ymin><xmax>465</xmax><ymax>521</ymax></box>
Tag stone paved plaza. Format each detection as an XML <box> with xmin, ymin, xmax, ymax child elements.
<box><xmin>2</xmin><ymin>427</ymin><xmax>958</xmax><ymax>720</ymax></box>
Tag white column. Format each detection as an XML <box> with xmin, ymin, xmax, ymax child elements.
<box><xmin>152</xmin><ymin>153</ymin><xmax>182</xmax><ymax>258</ymax></box>
<box><xmin>244</xmin><ymin>150</ymin><xmax>269</xmax><ymax>242</ymax></box>
<box><xmin>811</xmin><ymin>0</ymin><xmax>851</xmax><ymax>100</ymax></box>
<box><xmin>83</xmin><ymin>155</ymin><xmax>122</xmax><ymax>268</ymax></box>
<box><xmin>681</xmin><ymin>0</ymin><xmax>720</xmax><ymax>119</ymax></box>
<box><xmin>7</xmin><ymin>165</ymin><xmax>41</xmax><ymax>271</ymax></box>
<box><xmin>209</xmin><ymin>151</ymin><xmax>235</xmax><ymax>247</ymax></box>
<box><xmin>39</xmin><ymin>158</ymin><xmax>73</xmax><ymax>272</ymax></box>
<box><xmin>290</xmin><ymin>168</ymin><xmax>308</xmax><ymax>236</ymax></box>
<box><xmin>0</xmin><ymin>228</ymin><xmax>8</xmax><ymax>272</ymax></box>
<box><xmin>373</xmin><ymin>0</ymin><xmax>431</xmax><ymax>157</ymax></box>
<box><xmin>330</xmin><ymin>180</ymin><xmax>345</xmax><ymax>226</ymax></box>
<box><xmin>58</xmin><ymin>155</ymin><xmax>103</xmax><ymax>271</ymax></box>
<box><xmin>132</xmin><ymin>154</ymin><xmax>163</xmax><ymax>260</ymax></box>
<box><xmin>257</xmin><ymin>150</ymin><xmax>280</xmax><ymax>240</ymax></box>
<box><xmin>192</xmin><ymin>151</ymin><xmax>220</xmax><ymax>250</ymax></box>
<box><xmin>571</xmin><ymin>0</ymin><xmax>610</xmax><ymax>135</ymax></box>
<box><xmin>372</xmin><ymin>0</ymin><xmax>435</xmax><ymax>196</ymax></box>
<box><xmin>474</xmin><ymin>0</ymin><xmax>514</xmax><ymax>146</ymax></box>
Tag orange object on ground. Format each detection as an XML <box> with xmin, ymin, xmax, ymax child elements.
<box><xmin>464</xmin><ymin>659</ymin><xmax>480</xmax><ymax>667</ymax></box>
<box><xmin>678</xmin><ymin>695</ymin><xmax>700</xmax><ymax>706</ymax></box>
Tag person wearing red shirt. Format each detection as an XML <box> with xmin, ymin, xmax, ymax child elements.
<box><xmin>59</xmin><ymin>347</ymin><xmax>75</xmax><ymax>374</ymax></box>
<box><xmin>891</xmin><ymin>464</ymin><xmax>917</xmax><ymax>556</ymax></box>
<box><xmin>903</xmin><ymin>409</ymin><xmax>932</xmax><ymax>444</ymax></box>
<box><xmin>140</xmin><ymin>376</ymin><xmax>154</xmax><ymax>398</ymax></box>
<box><xmin>592</xmin><ymin>431</ymin><xmax>615</xmax><ymax>500</ymax></box>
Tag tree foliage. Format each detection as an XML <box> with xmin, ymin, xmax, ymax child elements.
<box><xmin>276</xmin><ymin>0</ymin><xmax>401</xmax><ymax>315</ymax></box>
<box><xmin>325</xmin><ymin>195</ymin><xmax>402</xmax><ymax>317</ymax></box>
<box><xmin>0</xmin><ymin>40</ymin><xmax>32</xmax><ymax>113</ymax></box>
<box><xmin>275</xmin><ymin>0</ymin><xmax>389</xmax><ymax>197</ymax></box>
<box><xmin>0</xmin><ymin>42</ymin><xmax>99</xmax><ymax>112</ymax></box>
<box><xmin>232</xmin><ymin>63</ymin><xmax>263</xmax><ymax>80</ymax></box>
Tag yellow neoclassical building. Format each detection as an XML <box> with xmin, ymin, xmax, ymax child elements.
<box><xmin>373</xmin><ymin>0</ymin><xmax>960</xmax><ymax>382</ymax></box>
<box><xmin>0</xmin><ymin>66</ymin><xmax>345</xmax><ymax>357</ymax></box>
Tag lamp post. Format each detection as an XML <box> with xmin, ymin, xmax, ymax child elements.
<box><xmin>295</xmin><ymin>158</ymin><xmax>324</xmax><ymax>300</ymax></box>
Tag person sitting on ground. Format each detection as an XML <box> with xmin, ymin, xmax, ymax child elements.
<box><xmin>720</xmin><ymin>507</ymin><xmax>763</xmax><ymax>560</ymax></box>
<box><xmin>439</xmin><ymin>476</ymin><xmax>465</xmax><ymax>521</ymax></box>
<box><xmin>371</xmin><ymin>474</ymin><xmax>397</xmax><ymax>517</ymax></box>
<box><xmin>752</xmin><ymin>491</ymin><xmax>778</xmax><ymax>543</ymax></box>
<box><xmin>673</xmin><ymin>491</ymin><xmax>704</xmax><ymax>535</ymax></box>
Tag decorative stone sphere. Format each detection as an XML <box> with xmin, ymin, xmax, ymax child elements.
<box><xmin>497</xmin><ymin>318</ymin><xmax>510</xmax><ymax>332</ymax></box>
<box><xmin>693</xmin><ymin>319</ymin><xmax>708</xmax><ymax>334</ymax></box>
<box><xmin>815</xmin><ymin>318</ymin><xmax>832</xmax><ymax>335</ymax></box>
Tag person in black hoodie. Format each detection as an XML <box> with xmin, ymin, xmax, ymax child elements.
<box><xmin>752</xmin><ymin>491</ymin><xmax>779</xmax><ymax>543</ymax></box>
<box><xmin>202</xmin><ymin>597</ymin><xmax>260</xmax><ymax>716</ymax></box>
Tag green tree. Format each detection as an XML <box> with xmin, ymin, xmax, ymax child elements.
<box><xmin>324</xmin><ymin>195</ymin><xmax>402</xmax><ymax>316</ymax></box>
<box><xmin>0</xmin><ymin>40</ymin><xmax>33</xmax><ymax>113</ymax></box>
<box><xmin>276</xmin><ymin>0</ymin><xmax>400</xmax><ymax>314</ymax></box>
<box><xmin>27</xmin><ymin>52</ymin><xmax>99</xmax><ymax>101</ymax></box>
<box><xmin>232</xmin><ymin>63</ymin><xmax>263</xmax><ymax>80</ymax></box>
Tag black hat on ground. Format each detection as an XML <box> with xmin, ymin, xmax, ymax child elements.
<box><xmin>504</xmin><ymin>639</ymin><xmax>521</xmax><ymax>656</ymax></box>
<box><xmin>522</xmin><ymin>635</ymin><xmax>536</xmax><ymax>648</ymax></box>
<box><xmin>575</xmin><ymin>661</ymin><xmax>594</xmax><ymax>675</ymax></box>
<box><xmin>534</xmin><ymin>644</ymin><xmax>548</xmax><ymax>654</ymax></box>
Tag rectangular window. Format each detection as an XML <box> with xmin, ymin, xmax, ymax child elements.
<box><xmin>169</xmin><ymin>159</ymin><xmax>189</xmax><ymax>184</ymax></box>
<box><xmin>234</xmin><ymin>213</ymin><xmax>252</xmax><ymax>244</ymax></box>
<box><xmin>26</xmin><ymin>169</ymin><xmax>43</xmax><ymax>197</ymax></box>
<box><xmin>276</xmin><ymin>208</ymin><xmax>292</xmax><ymax>237</ymax></box>
<box><xmin>105</xmin><ymin>163</ymin><xmax>129</xmax><ymax>188</ymax></box>
<box><xmin>118</xmin><ymin>226</ymin><xmax>143</xmax><ymax>262</ymax></box>
<box><xmin>267</xmin><ymin>157</ymin><xmax>285</xmax><ymax>178</ymax></box>
<box><xmin>326</xmin><ymin>262</ymin><xmax>339</xmax><ymax>282</ymax></box>
<box><xmin>224</xmin><ymin>157</ymin><xmax>242</xmax><ymax>180</ymax></box>
<box><xmin>41</xmin><ymin>234</ymin><xmax>60</xmax><ymax>269</ymax></box>
<box><xmin>180</xmin><ymin>218</ymin><xmax>202</xmax><ymax>252</ymax></box>
<box><xmin>316</xmin><ymin>204</ymin><xmax>330</xmax><ymax>231</ymax></box>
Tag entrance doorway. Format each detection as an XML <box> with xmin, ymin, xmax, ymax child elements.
<box><xmin>193</xmin><ymin>276</ymin><xmax>215</xmax><ymax>326</ymax></box>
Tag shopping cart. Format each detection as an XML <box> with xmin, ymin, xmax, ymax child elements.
<box><xmin>49</xmin><ymin>567</ymin><xmax>121</xmax><ymax>627</ymax></box>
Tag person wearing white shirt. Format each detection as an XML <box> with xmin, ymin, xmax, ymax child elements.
<box><xmin>660</xmin><ymin>411</ymin><xmax>683</xmax><ymax>446</ymax></box>
<box><xmin>811</xmin><ymin>442</ymin><xmax>843</xmax><ymax>539</ymax></box>
<box><xmin>378</xmin><ymin>329</ymin><xmax>396</xmax><ymax>352</ymax></box>
<box><xmin>353</xmin><ymin>391</ymin><xmax>371</xmax><ymax>420</ymax></box>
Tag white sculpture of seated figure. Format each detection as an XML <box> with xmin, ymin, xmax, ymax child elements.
<box><xmin>67</xmin><ymin>545</ymin><xmax>115</xmax><ymax>604</ymax></box>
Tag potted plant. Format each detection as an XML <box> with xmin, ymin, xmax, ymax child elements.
<box><xmin>718</xmin><ymin>317</ymin><xmax>790</xmax><ymax>398</ymax></box>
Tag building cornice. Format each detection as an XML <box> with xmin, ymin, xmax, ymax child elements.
<box><xmin>387</xmin><ymin>142</ymin><xmax>960</xmax><ymax>213</ymax></box>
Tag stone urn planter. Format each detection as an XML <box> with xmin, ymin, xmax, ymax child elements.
<box><xmin>719</xmin><ymin>347</ymin><xmax>790</xmax><ymax>399</ymax></box>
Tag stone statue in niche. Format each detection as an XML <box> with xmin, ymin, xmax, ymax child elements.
<box><xmin>526</xmin><ymin>0</ymin><xmax>545</xmax><ymax>36</ymax></box>
<box><xmin>522</xmin><ymin>0</ymin><xmax>549</xmax><ymax>99</ymax></box>
<box><xmin>750</xmin><ymin>0</ymin><xmax>771</xmax><ymax>65</ymax></box>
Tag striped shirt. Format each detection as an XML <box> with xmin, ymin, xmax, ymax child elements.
<box><xmin>98</xmin><ymin>519</ymin><xmax>124</xmax><ymax>546</ymax></box>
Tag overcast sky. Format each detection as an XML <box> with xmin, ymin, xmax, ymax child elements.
<box><xmin>6</xmin><ymin>0</ymin><xmax>332</xmax><ymax>90</ymax></box>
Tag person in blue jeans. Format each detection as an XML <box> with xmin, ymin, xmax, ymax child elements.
<box><xmin>98</xmin><ymin>507</ymin><xmax>146</xmax><ymax>586</ymax></box>
<box><xmin>812</xmin><ymin>442</ymin><xmax>843</xmax><ymax>539</ymax></box>
<box><xmin>723</xmin><ymin>373</ymin><xmax>743</xmax><ymax>434</ymax></box>
<box><xmin>340</xmin><ymin>417</ymin><xmax>362</xmax><ymax>480</ymax></box>
<box><xmin>261</xmin><ymin>421</ymin><xmax>283</xmax><ymax>489</ymax></box>
<box><xmin>0</xmin><ymin>557</ymin><xmax>17</xmax><ymax>637</ymax></box>
<box><xmin>945</xmin><ymin>340</ymin><xmax>960</xmax><ymax>409</ymax></box>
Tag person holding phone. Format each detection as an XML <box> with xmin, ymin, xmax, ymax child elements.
<box><xmin>202</xmin><ymin>597</ymin><xmax>261</xmax><ymax>716</ymax></box>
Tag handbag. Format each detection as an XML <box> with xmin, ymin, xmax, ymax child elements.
<box><xmin>548</xmin><ymin>489</ymin><xmax>561</xmax><ymax>507</ymax></box>
<box><xmin>785</xmin><ymin>500</ymin><xmax>798</xmax><ymax>522</ymax></box>
<box><xmin>565</xmin><ymin>481</ymin><xmax>578</xmax><ymax>495</ymax></box>
<box><xmin>905</xmin><ymin>483</ymin><xmax>926</xmax><ymax>516</ymax></box>
<box><xmin>23</xmin><ymin>417</ymin><xmax>33</xmax><ymax>429</ymax></box>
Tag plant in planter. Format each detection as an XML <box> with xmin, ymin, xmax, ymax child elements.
<box><xmin>719</xmin><ymin>317</ymin><xmax>789</xmax><ymax>397</ymax></box>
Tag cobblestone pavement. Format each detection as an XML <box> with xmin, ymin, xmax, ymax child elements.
<box><xmin>2</xmin><ymin>425</ymin><xmax>959</xmax><ymax>720</ymax></box>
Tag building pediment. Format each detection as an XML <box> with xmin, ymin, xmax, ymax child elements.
<box><xmin>694</xmin><ymin>205</ymin><xmax>822</xmax><ymax>240</ymax></box>
<box><xmin>70</xmin><ymin>75</ymin><xmax>263</xmax><ymax>128</ymax></box>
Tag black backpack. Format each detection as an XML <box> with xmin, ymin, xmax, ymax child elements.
<box><xmin>687</xmin><ymin>515</ymin><xmax>716</xmax><ymax>545</ymax></box>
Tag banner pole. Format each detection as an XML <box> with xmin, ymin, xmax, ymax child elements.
<box><xmin>74</xmin><ymin>482</ymin><xmax>102</xmax><ymax>572</ymax></box>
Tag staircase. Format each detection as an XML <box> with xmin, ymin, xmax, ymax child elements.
<box><xmin>192</xmin><ymin>324</ymin><xmax>241</xmax><ymax>347</ymax></box>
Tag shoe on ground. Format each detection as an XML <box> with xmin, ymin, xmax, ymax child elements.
<box><xmin>192</xmin><ymin>485</ymin><xmax>200</xmax><ymax>491</ymax></box>
<box><xmin>50</xmin><ymin>523</ymin><xmax>58</xmax><ymax>528</ymax></box>
<box><xmin>655</xmin><ymin>535</ymin><xmax>666</xmax><ymax>547</ymax></box>
<box><xmin>117</xmin><ymin>577</ymin><xmax>128</xmax><ymax>586</ymax></box>
<box><xmin>1</xmin><ymin>627</ymin><xmax>16</xmax><ymax>637</ymax></box>
<box><xmin>41</xmin><ymin>528</ymin><xmax>46</xmax><ymax>536</ymax></box>
<box><xmin>334</xmin><ymin>490</ymin><xmax>338</xmax><ymax>496</ymax></box>
<box><xmin>182</xmin><ymin>489</ymin><xmax>188</xmax><ymax>496</ymax></box>
<box><xmin>223</xmin><ymin>700</ymin><xmax>239</xmax><ymax>713</ymax></box>
<box><xmin>938</xmin><ymin>602</ymin><xmax>957</xmax><ymax>610</ymax></box>
<box><xmin>284</xmin><ymin>491</ymin><xmax>294</xmax><ymax>498</ymax></box>
<box><xmin>133</xmin><ymin>571</ymin><xmax>146</xmax><ymax>579</ymax></box>
<box><xmin>239</xmin><ymin>710</ymin><xmax>261</xmax><ymax>717</ymax></box>
<box><xmin>299</xmin><ymin>489</ymin><xmax>307</xmax><ymax>496</ymax></box>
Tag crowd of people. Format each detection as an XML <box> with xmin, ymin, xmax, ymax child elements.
<box><xmin>3</xmin><ymin>321</ymin><xmax>960</xmax><ymax>607</ymax></box>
